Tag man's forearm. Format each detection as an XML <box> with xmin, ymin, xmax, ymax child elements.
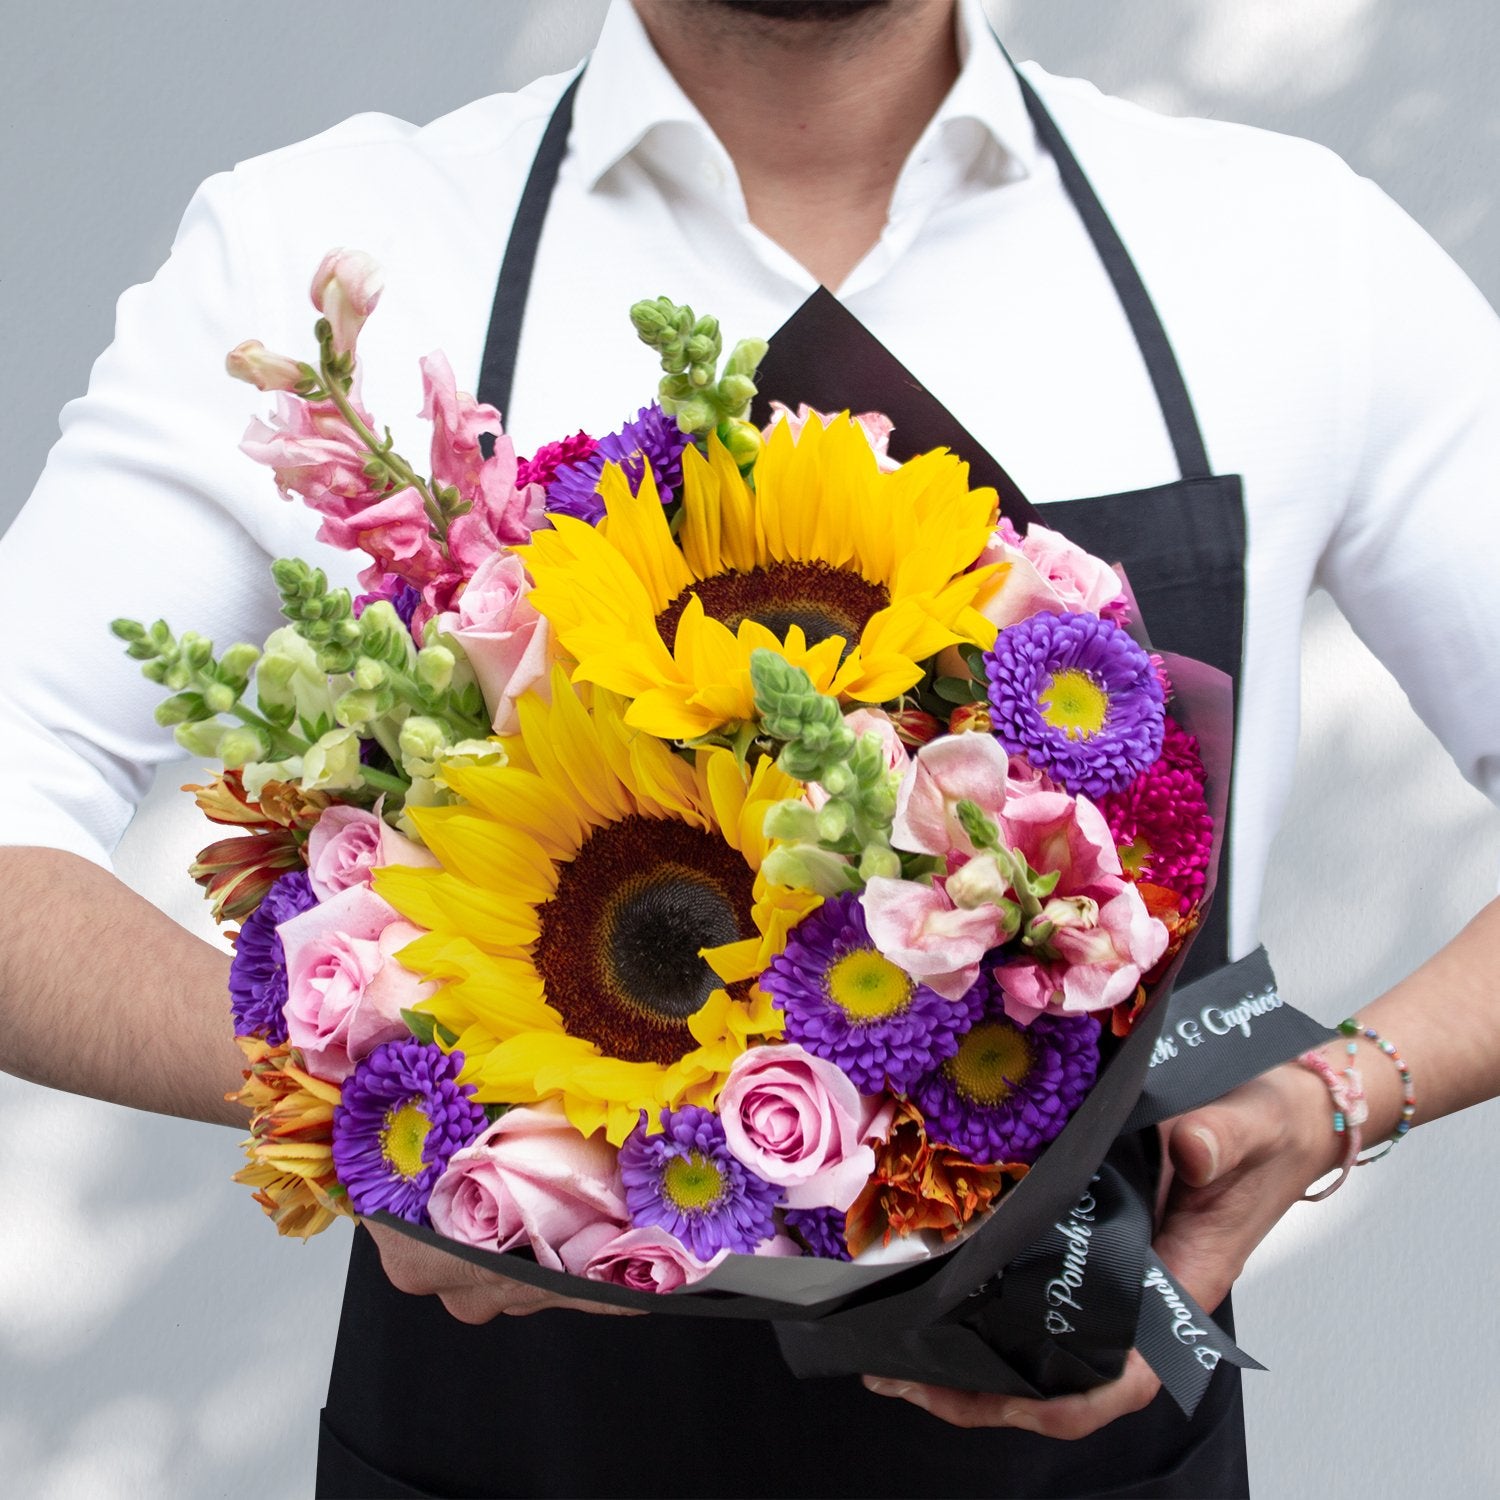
<box><xmin>0</xmin><ymin>846</ymin><xmax>246</xmax><ymax>1126</ymax></box>
<box><xmin>1306</xmin><ymin>891</ymin><xmax>1500</xmax><ymax>1140</ymax></box>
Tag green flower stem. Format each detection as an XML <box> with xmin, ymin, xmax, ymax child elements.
<box><xmin>359</xmin><ymin>765</ymin><xmax>412</xmax><ymax>796</ymax></box>
<box><xmin>380</xmin><ymin>662</ymin><xmax>488</xmax><ymax>740</ymax></box>
<box><xmin>318</xmin><ymin>350</ymin><xmax>446</xmax><ymax>543</ymax></box>
<box><xmin>231</xmin><ymin>703</ymin><xmax>311</xmax><ymax>757</ymax></box>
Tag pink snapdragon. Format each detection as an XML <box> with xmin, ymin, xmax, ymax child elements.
<box><xmin>225</xmin><ymin>340</ymin><xmax>306</xmax><ymax>393</ymax></box>
<box><xmin>861</xmin><ymin>875</ymin><xmax>1009</xmax><ymax>1000</ymax></box>
<box><xmin>435</xmin><ymin>551</ymin><xmax>551</xmax><ymax>735</ymax></box>
<box><xmin>310</xmin><ymin>248</ymin><xmax>384</xmax><ymax>355</ymax></box>
<box><xmin>717</xmin><ymin>1044</ymin><xmax>875</xmax><ymax>1211</ymax></box>
<box><xmin>304</xmin><ymin>803</ymin><xmax>437</xmax><ymax>902</ymax></box>
<box><xmin>277</xmin><ymin>884</ymin><xmax>431</xmax><ymax>1081</ymax></box>
<box><xmin>419</xmin><ymin>352</ymin><xmax>544</xmax><ymax>575</ymax></box>
<box><xmin>997</xmin><ymin>886</ymin><xmax>1169</xmax><ymax>1022</ymax></box>
<box><xmin>892</xmin><ymin>732</ymin><xmax>1013</xmax><ymax>861</ymax></box>
<box><xmin>429</xmin><ymin>1105</ymin><xmax>627</xmax><ymax>1272</ymax></box>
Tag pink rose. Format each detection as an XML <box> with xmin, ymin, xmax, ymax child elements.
<box><xmin>419</xmin><ymin>352</ymin><xmax>544</xmax><ymax>573</ymax></box>
<box><xmin>310</xmin><ymin>248</ymin><xmax>384</xmax><ymax>355</ymax></box>
<box><xmin>277</xmin><ymin>884</ymin><xmax>432</xmax><ymax>1081</ymax></box>
<box><xmin>892</xmin><ymin>733</ymin><xmax>1012</xmax><ymax>859</ymax></box>
<box><xmin>997</xmin><ymin>885</ymin><xmax>1169</xmax><ymax>1023</ymax></box>
<box><xmin>577</xmin><ymin>1226</ymin><xmax>723</xmax><ymax>1293</ymax></box>
<box><xmin>763</xmin><ymin>402</ymin><xmax>901</xmax><ymax>471</ymax></box>
<box><xmin>860</xmin><ymin>876</ymin><xmax>1009</xmax><ymax>1000</ymax></box>
<box><xmin>436</xmin><ymin>552</ymin><xmax>552</xmax><ymax>735</ymax></box>
<box><xmin>305</xmin><ymin>803</ymin><xmax>438</xmax><ymax>902</ymax></box>
<box><xmin>977</xmin><ymin>518</ymin><xmax>1124</xmax><ymax>630</ymax></box>
<box><xmin>429</xmin><ymin>1105</ymin><xmax>627</xmax><ymax>1271</ymax></box>
<box><xmin>717</xmin><ymin>1044</ymin><xmax>875</xmax><ymax>1211</ymax></box>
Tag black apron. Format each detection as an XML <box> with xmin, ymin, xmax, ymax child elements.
<box><xmin>317</xmin><ymin>62</ymin><xmax>1252</xmax><ymax>1500</ymax></box>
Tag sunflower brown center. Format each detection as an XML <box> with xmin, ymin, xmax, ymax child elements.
<box><xmin>532</xmin><ymin>815</ymin><xmax>758</xmax><ymax>1066</ymax></box>
<box><xmin>654</xmin><ymin>561</ymin><xmax>890</xmax><ymax>654</ymax></box>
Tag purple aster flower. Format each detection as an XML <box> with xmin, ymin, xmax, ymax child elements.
<box><xmin>760</xmin><ymin>891</ymin><xmax>985</xmax><ymax>1094</ymax></box>
<box><xmin>619</xmin><ymin>1105</ymin><xmax>780</xmax><ymax>1260</ymax></box>
<box><xmin>545</xmin><ymin>403</ymin><xmax>691</xmax><ymax>524</ymax></box>
<box><xmin>331</xmin><ymin>1039</ymin><xmax>488</xmax><ymax>1224</ymax></box>
<box><xmin>228</xmin><ymin>870</ymin><xmax>318</xmax><ymax>1043</ymax></box>
<box><xmin>910</xmin><ymin>998</ymin><xmax>1100</xmax><ymax>1165</ymax></box>
<box><xmin>784</xmin><ymin>1205</ymin><xmax>852</xmax><ymax>1261</ymax></box>
<box><xmin>985</xmin><ymin>611</ymin><xmax>1165</xmax><ymax>799</ymax></box>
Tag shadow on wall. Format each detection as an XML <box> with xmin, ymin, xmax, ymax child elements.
<box><xmin>993</xmin><ymin>0</ymin><xmax>1500</xmax><ymax>285</ymax></box>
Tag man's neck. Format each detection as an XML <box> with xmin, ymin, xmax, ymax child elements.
<box><xmin>631</xmin><ymin>0</ymin><xmax>961</xmax><ymax>289</ymax></box>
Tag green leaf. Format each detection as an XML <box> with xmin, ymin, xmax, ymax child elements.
<box><xmin>401</xmin><ymin>1008</ymin><xmax>438</xmax><ymax>1046</ymax></box>
<box><xmin>934</xmin><ymin>675</ymin><xmax>983</xmax><ymax>705</ymax></box>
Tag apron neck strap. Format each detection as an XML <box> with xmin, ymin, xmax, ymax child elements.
<box><xmin>477</xmin><ymin>68</ymin><xmax>584</xmax><ymax>421</ymax></box>
<box><xmin>1011</xmin><ymin>69</ymin><xmax>1212</xmax><ymax>482</ymax></box>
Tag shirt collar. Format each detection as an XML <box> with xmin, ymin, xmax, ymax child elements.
<box><xmin>570</xmin><ymin>0</ymin><xmax>1036</xmax><ymax>197</ymax></box>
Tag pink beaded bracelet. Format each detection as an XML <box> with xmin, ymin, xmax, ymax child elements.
<box><xmin>1295</xmin><ymin>1049</ymin><xmax>1367</xmax><ymax>1201</ymax></box>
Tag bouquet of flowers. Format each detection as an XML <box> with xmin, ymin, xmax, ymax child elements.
<box><xmin>116</xmin><ymin>250</ymin><xmax>1251</xmax><ymax>1397</ymax></box>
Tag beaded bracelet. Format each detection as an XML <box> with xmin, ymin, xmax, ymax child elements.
<box><xmin>1338</xmin><ymin>1019</ymin><xmax>1417</xmax><ymax>1163</ymax></box>
<box><xmin>1295</xmin><ymin>1049</ymin><xmax>1366</xmax><ymax>1201</ymax></box>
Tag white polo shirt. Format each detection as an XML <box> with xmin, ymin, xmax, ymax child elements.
<box><xmin>3</xmin><ymin>0</ymin><xmax>1498</xmax><ymax>961</ymax></box>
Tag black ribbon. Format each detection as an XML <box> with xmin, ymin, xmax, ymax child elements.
<box><xmin>376</xmin><ymin>948</ymin><xmax>1327</xmax><ymax>1416</ymax></box>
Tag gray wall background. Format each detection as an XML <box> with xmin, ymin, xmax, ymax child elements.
<box><xmin>4</xmin><ymin>2</ymin><xmax>1499</xmax><ymax>1495</ymax></box>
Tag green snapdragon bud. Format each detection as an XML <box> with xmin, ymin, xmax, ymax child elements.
<box><xmin>399</xmin><ymin>715</ymin><xmax>449</xmax><ymax>779</ymax></box>
<box><xmin>354</xmin><ymin>657</ymin><xmax>388</xmax><ymax>692</ymax></box>
<box><xmin>956</xmin><ymin>798</ymin><xmax>1001</xmax><ymax>853</ymax></box>
<box><xmin>174</xmin><ymin>719</ymin><xmax>226</xmax><ymax>757</ymax></box>
<box><xmin>416</xmin><ymin>644</ymin><xmax>455</xmax><ymax>694</ymax></box>
<box><xmin>763</xmin><ymin>800</ymin><xmax>819</xmax><ymax>843</ymax></box>
<box><xmin>857</xmin><ymin>846</ymin><xmax>902</xmax><ymax>883</ymax></box>
<box><xmin>218</xmin><ymin>642</ymin><xmax>261</xmax><ymax>689</ymax></box>
<box><xmin>154</xmin><ymin>691</ymin><xmax>208</xmax><ymax>727</ymax></box>
<box><xmin>815</xmin><ymin>801</ymin><xmax>853</xmax><ymax>844</ymax></box>
<box><xmin>219</xmin><ymin>726</ymin><xmax>271</xmax><ymax>768</ymax></box>
<box><xmin>202</xmin><ymin>682</ymin><xmax>237</xmax><ymax>715</ymax></box>
<box><xmin>335</xmin><ymin>687</ymin><xmax>383</xmax><ymax>729</ymax></box>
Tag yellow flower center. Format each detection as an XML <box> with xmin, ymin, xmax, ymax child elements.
<box><xmin>1118</xmin><ymin>836</ymin><xmax>1152</xmax><ymax>876</ymax></box>
<box><xmin>944</xmin><ymin>1021</ymin><xmax>1032</xmax><ymax>1107</ymax></box>
<box><xmin>662</xmin><ymin>1152</ymin><xmax>726</xmax><ymax>1212</ymax></box>
<box><xmin>1038</xmin><ymin>668</ymin><xmax>1109</xmax><ymax>740</ymax></box>
<box><xmin>380</xmin><ymin>1101</ymin><xmax>433</xmax><ymax>1181</ymax></box>
<box><xmin>827</xmin><ymin>949</ymin><xmax>914</xmax><ymax>1020</ymax></box>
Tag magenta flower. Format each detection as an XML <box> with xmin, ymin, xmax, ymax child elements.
<box><xmin>1100</xmin><ymin>717</ymin><xmax>1214</xmax><ymax>906</ymax></box>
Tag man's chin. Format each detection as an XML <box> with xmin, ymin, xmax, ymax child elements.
<box><xmin>707</xmin><ymin>0</ymin><xmax>890</xmax><ymax>22</ymax></box>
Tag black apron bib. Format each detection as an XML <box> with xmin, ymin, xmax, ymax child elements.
<box><xmin>317</xmin><ymin>64</ymin><xmax>1251</xmax><ymax>1500</ymax></box>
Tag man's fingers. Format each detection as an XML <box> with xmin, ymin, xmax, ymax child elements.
<box><xmin>862</xmin><ymin>1351</ymin><xmax>1161</xmax><ymax>1437</ymax></box>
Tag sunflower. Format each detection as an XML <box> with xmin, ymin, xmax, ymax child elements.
<box><xmin>373</xmin><ymin>667</ymin><xmax>820</xmax><ymax>1143</ymax></box>
<box><xmin>519</xmin><ymin>415</ymin><xmax>1005</xmax><ymax>741</ymax></box>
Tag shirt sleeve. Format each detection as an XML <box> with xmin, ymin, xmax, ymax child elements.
<box><xmin>1315</xmin><ymin>173</ymin><xmax>1500</xmax><ymax>810</ymax></box>
<box><xmin>0</xmin><ymin>168</ymin><xmax>291</xmax><ymax>869</ymax></box>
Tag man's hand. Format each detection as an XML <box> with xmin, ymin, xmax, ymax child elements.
<box><xmin>861</xmin><ymin>1060</ymin><xmax>1340</xmax><ymax>1433</ymax></box>
<box><xmin>366</xmin><ymin>1220</ymin><xmax>642</xmax><ymax>1323</ymax></box>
